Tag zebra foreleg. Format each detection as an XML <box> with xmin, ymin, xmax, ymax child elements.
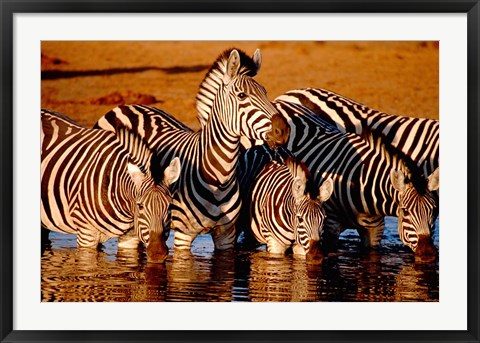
<box><xmin>173</xmin><ymin>229</ymin><xmax>198</xmax><ymax>251</ymax></box>
<box><xmin>356</xmin><ymin>214</ymin><xmax>385</xmax><ymax>249</ymax></box>
<box><xmin>41</xmin><ymin>227</ymin><xmax>51</xmax><ymax>254</ymax></box>
<box><xmin>76</xmin><ymin>229</ymin><xmax>102</xmax><ymax>251</ymax></box>
<box><xmin>211</xmin><ymin>225</ymin><xmax>236</xmax><ymax>251</ymax></box>
<box><xmin>118</xmin><ymin>228</ymin><xmax>141</xmax><ymax>250</ymax></box>
<box><xmin>321</xmin><ymin>218</ymin><xmax>344</xmax><ymax>253</ymax></box>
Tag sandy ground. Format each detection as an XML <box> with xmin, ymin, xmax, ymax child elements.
<box><xmin>41</xmin><ymin>41</ymin><xmax>438</xmax><ymax>130</ymax></box>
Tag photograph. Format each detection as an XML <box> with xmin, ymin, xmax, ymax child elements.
<box><xmin>41</xmin><ymin>41</ymin><xmax>440</xmax><ymax>302</ymax></box>
<box><xmin>2</xmin><ymin>3</ymin><xmax>478</xmax><ymax>342</ymax></box>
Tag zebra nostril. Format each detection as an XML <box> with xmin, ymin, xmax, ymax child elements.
<box><xmin>266</xmin><ymin>114</ymin><xmax>290</xmax><ymax>146</ymax></box>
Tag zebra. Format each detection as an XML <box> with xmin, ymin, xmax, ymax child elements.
<box><xmin>94</xmin><ymin>48</ymin><xmax>289</xmax><ymax>252</ymax></box>
<box><xmin>244</xmin><ymin>101</ymin><xmax>439</xmax><ymax>261</ymax></box>
<box><xmin>41</xmin><ymin>109</ymin><xmax>181</xmax><ymax>263</ymax></box>
<box><xmin>275</xmin><ymin>87</ymin><xmax>439</xmax><ymax>177</ymax></box>
<box><xmin>249</xmin><ymin>156</ymin><xmax>333</xmax><ymax>259</ymax></box>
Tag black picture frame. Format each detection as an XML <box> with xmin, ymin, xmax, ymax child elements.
<box><xmin>1</xmin><ymin>1</ymin><xmax>479</xmax><ymax>342</ymax></box>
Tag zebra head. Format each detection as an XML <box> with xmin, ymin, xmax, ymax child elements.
<box><xmin>204</xmin><ymin>48</ymin><xmax>289</xmax><ymax>147</ymax></box>
<box><xmin>290</xmin><ymin>161</ymin><xmax>334</xmax><ymax>260</ymax></box>
<box><xmin>390</xmin><ymin>167</ymin><xmax>439</xmax><ymax>261</ymax></box>
<box><xmin>128</xmin><ymin>157</ymin><xmax>181</xmax><ymax>263</ymax></box>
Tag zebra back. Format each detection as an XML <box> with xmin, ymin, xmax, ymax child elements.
<box><xmin>275</xmin><ymin>87</ymin><xmax>439</xmax><ymax>176</ymax></box>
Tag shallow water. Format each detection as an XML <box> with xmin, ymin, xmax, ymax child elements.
<box><xmin>41</xmin><ymin>217</ymin><xmax>439</xmax><ymax>302</ymax></box>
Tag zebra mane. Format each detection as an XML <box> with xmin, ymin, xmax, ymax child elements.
<box><xmin>361</xmin><ymin>126</ymin><xmax>429</xmax><ymax>195</ymax></box>
<box><xmin>284</xmin><ymin>156</ymin><xmax>319</xmax><ymax>199</ymax></box>
<box><xmin>195</xmin><ymin>48</ymin><xmax>260</xmax><ymax>126</ymax></box>
<box><xmin>116</xmin><ymin>127</ymin><xmax>162</xmax><ymax>184</ymax></box>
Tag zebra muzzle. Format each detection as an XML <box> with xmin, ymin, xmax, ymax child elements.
<box><xmin>266</xmin><ymin>114</ymin><xmax>290</xmax><ymax>147</ymax></box>
<box><xmin>146</xmin><ymin>233</ymin><xmax>169</xmax><ymax>263</ymax></box>
<box><xmin>306</xmin><ymin>241</ymin><xmax>324</xmax><ymax>265</ymax></box>
<box><xmin>414</xmin><ymin>235</ymin><xmax>438</xmax><ymax>263</ymax></box>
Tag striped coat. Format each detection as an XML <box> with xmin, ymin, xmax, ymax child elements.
<box><xmin>41</xmin><ymin>109</ymin><xmax>180</xmax><ymax>263</ymax></box>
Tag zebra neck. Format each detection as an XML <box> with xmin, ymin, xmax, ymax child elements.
<box><xmin>198</xmin><ymin>116</ymin><xmax>241</xmax><ymax>187</ymax></box>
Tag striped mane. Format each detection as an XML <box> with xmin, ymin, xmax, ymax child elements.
<box><xmin>115</xmin><ymin>128</ymin><xmax>159</xmax><ymax>182</ymax></box>
<box><xmin>195</xmin><ymin>48</ymin><xmax>260</xmax><ymax>126</ymax></box>
<box><xmin>284</xmin><ymin>156</ymin><xmax>319</xmax><ymax>199</ymax></box>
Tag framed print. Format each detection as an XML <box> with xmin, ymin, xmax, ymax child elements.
<box><xmin>1</xmin><ymin>1</ymin><xmax>479</xmax><ymax>342</ymax></box>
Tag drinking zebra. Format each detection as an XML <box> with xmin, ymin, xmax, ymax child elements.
<box><xmin>242</xmin><ymin>101</ymin><xmax>439</xmax><ymax>261</ymax></box>
<box><xmin>41</xmin><ymin>109</ymin><xmax>181</xmax><ymax>263</ymax></box>
<box><xmin>94</xmin><ymin>48</ymin><xmax>289</xmax><ymax>252</ymax></box>
<box><xmin>275</xmin><ymin>87</ymin><xmax>439</xmax><ymax>177</ymax></box>
<box><xmin>249</xmin><ymin>156</ymin><xmax>333</xmax><ymax>259</ymax></box>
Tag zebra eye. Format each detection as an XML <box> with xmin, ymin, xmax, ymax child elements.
<box><xmin>237</xmin><ymin>92</ymin><xmax>247</xmax><ymax>100</ymax></box>
<box><xmin>137</xmin><ymin>203</ymin><xmax>144</xmax><ymax>211</ymax></box>
<box><xmin>402</xmin><ymin>208</ymin><xmax>409</xmax><ymax>215</ymax></box>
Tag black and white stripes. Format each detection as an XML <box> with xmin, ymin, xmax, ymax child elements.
<box><xmin>249</xmin><ymin>156</ymin><xmax>333</xmax><ymax>257</ymax></box>
<box><xmin>41</xmin><ymin>109</ymin><xmax>180</xmax><ymax>263</ymax></box>
<box><xmin>272</xmin><ymin>100</ymin><xmax>439</xmax><ymax>259</ymax></box>
<box><xmin>276</xmin><ymin>87</ymin><xmax>439</xmax><ymax>177</ymax></box>
<box><xmin>94</xmin><ymin>49</ymin><xmax>288</xmax><ymax>252</ymax></box>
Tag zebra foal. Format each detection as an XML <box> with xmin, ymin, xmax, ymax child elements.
<box><xmin>94</xmin><ymin>48</ymin><xmax>289</xmax><ymax>252</ymax></box>
<box><xmin>250</xmin><ymin>156</ymin><xmax>333</xmax><ymax>259</ymax></box>
<box><xmin>41</xmin><ymin>110</ymin><xmax>180</xmax><ymax>263</ymax></box>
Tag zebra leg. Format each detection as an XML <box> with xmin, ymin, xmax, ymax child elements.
<box><xmin>321</xmin><ymin>218</ymin><xmax>344</xmax><ymax>253</ymax></box>
<box><xmin>41</xmin><ymin>227</ymin><xmax>51</xmax><ymax>254</ymax></box>
<box><xmin>266</xmin><ymin>237</ymin><xmax>288</xmax><ymax>255</ymax></box>
<box><xmin>173</xmin><ymin>229</ymin><xmax>198</xmax><ymax>251</ymax></box>
<box><xmin>76</xmin><ymin>228</ymin><xmax>102</xmax><ymax>250</ymax></box>
<box><xmin>41</xmin><ymin>227</ymin><xmax>50</xmax><ymax>245</ymax></box>
<box><xmin>211</xmin><ymin>225</ymin><xmax>236</xmax><ymax>251</ymax></box>
<box><xmin>118</xmin><ymin>228</ymin><xmax>141</xmax><ymax>250</ymax></box>
<box><xmin>356</xmin><ymin>214</ymin><xmax>385</xmax><ymax>249</ymax></box>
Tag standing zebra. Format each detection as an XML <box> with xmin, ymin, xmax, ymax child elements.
<box><xmin>250</xmin><ymin>156</ymin><xmax>333</xmax><ymax>259</ymax></box>
<box><xmin>94</xmin><ymin>48</ymin><xmax>289</xmax><ymax>252</ymax></box>
<box><xmin>41</xmin><ymin>109</ymin><xmax>181</xmax><ymax>263</ymax></box>
<box><xmin>268</xmin><ymin>101</ymin><xmax>439</xmax><ymax>260</ymax></box>
<box><xmin>275</xmin><ymin>87</ymin><xmax>439</xmax><ymax>177</ymax></box>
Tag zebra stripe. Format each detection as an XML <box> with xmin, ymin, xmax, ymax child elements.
<box><xmin>250</xmin><ymin>156</ymin><xmax>333</xmax><ymax>257</ymax></box>
<box><xmin>275</xmin><ymin>87</ymin><xmax>439</xmax><ymax>177</ymax></box>
<box><xmin>257</xmin><ymin>101</ymin><xmax>439</xmax><ymax>258</ymax></box>
<box><xmin>41</xmin><ymin>109</ymin><xmax>180</xmax><ymax>263</ymax></box>
<box><xmin>94</xmin><ymin>48</ymin><xmax>288</xmax><ymax>252</ymax></box>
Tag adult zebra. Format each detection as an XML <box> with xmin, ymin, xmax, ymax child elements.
<box><xmin>249</xmin><ymin>156</ymin><xmax>333</xmax><ymax>260</ymax></box>
<box><xmin>95</xmin><ymin>48</ymin><xmax>289</xmax><ymax>251</ymax></box>
<box><xmin>41</xmin><ymin>109</ymin><xmax>181</xmax><ymax>263</ymax></box>
<box><xmin>243</xmin><ymin>101</ymin><xmax>439</xmax><ymax>261</ymax></box>
<box><xmin>275</xmin><ymin>87</ymin><xmax>439</xmax><ymax>177</ymax></box>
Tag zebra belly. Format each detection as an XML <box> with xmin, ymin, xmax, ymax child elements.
<box><xmin>171</xmin><ymin>193</ymin><xmax>241</xmax><ymax>235</ymax></box>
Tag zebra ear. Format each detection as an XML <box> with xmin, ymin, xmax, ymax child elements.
<box><xmin>292</xmin><ymin>177</ymin><xmax>306</xmax><ymax>202</ymax></box>
<box><xmin>127</xmin><ymin>163</ymin><xmax>147</xmax><ymax>191</ymax></box>
<box><xmin>253</xmin><ymin>49</ymin><xmax>262</xmax><ymax>72</ymax></box>
<box><xmin>318</xmin><ymin>178</ymin><xmax>334</xmax><ymax>202</ymax></box>
<box><xmin>223</xmin><ymin>49</ymin><xmax>241</xmax><ymax>85</ymax></box>
<box><xmin>163</xmin><ymin>157</ymin><xmax>181</xmax><ymax>187</ymax></box>
<box><xmin>427</xmin><ymin>167</ymin><xmax>439</xmax><ymax>191</ymax></box>
<box><xmin>390</xmin><ymin>170</ymin><xmax>406</xmax><ymax>192</ymax></box>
